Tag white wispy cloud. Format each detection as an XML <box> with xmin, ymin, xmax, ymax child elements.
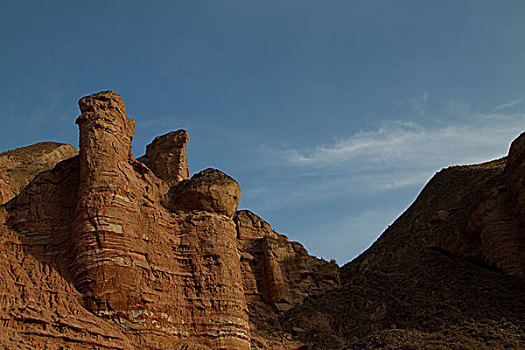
<box><xmin>274</xmin><ymin>114</ymin><xmax>523</xmax><ymax>173</ymax></box>
<box><xmin>247</xmin><ymin>111</ymin><xmax>524</xmax><ymax>210</ymax></box>
<box><xmin>239</xmin><ymin>100</ymin><xmax>524</xmax><ymax>264</ymax></box>
<box><xmin>493</xmin><ymin>98</ymin><xmax>523</xmax><ymax>111</ymax></box>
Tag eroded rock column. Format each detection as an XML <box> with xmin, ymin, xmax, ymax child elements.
<box><xmin>68</xmin><ymin>91</ymin><xmax>140</xmax><ymax>311</ymax></box>
<box><xmin>66</xmin><ymin>91</ymin><xmax>250</xmax><ymax>349</ymax></box>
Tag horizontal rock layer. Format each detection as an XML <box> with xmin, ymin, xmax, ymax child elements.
<box><xmin>1</xmin><ymin>91</ymin><xmax>338</xmax><ymax>350</ymax></box>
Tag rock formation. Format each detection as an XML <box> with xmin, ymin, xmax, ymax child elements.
<box><xmin>0</xmin><ymin>91</ymin><xmax>338</xmax><ymax>349</ymax></box>
<box><xmin>1</xmin><ymin>90</ymin><xmax>523</xmax><ymax>349</ymax></box>
<box><xmin>138</xmin><ymin>130</ymin><xmax>189</xmax><ymax>185</ymax></box>
<box><xmin>234</xmin><ymin>210</ymin><xmax>339</xmax><ymax>349</ymax></box>
<box><xmin>0</xmin><ymin>142</ymin><xmax>78</xmax><ymax>204</ymax></box>
<box><xmin>168</xmin><ymin>168</ymin><xmax>241</xmax><ymax>218</ymax></box>
<box><xmin>434</xmin><ymin>132</ymin><xmax>525</xmax><ymax>278</ymax></box>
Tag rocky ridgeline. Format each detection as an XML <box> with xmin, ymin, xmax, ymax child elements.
<box><xmin>0</xmin><ymin>91</ymin><xmax>339</xmax><ymax>350</ymax></box>
<box><xmin>282</xmin><ymin>133</ymin><xmax>525</xmax><ymax>347</ymax></box>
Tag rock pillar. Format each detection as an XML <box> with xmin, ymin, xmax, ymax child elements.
<box><xmin>68</xmin><ymin>91</ymin><xmax>140</xmax><ymax>311</ymax></box>
<box><xmin>65</xmin><ymin>91</ymin><xmax>250</xmax><ymax>349</ymax></box>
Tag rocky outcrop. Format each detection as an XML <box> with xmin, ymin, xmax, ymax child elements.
<box><xmin>235</xmin><ymin>211</ymin><xmax>339</xmax><ymax>308</ymax></box>
<box><xmin>168</xmin><ymin>168</ymin><xmax>241</xmax><ymax>218</ymax></box>
<box><xmin>234</xmin><ymin>210</ymin><xmax>340</xmax><ymax>348</ymax></box>
<box><xmin>465</xmin><ymin>186</ymin><xmax>525</xmax><ymax>277</ymax></box>
<box><xmin>434</xmin><ymin>133</ymin><xmax>525</xmax><ymax>277</ymax></box>
<box><xmin>282</xmin><ymin>136</ymin><xmax>525</xmax><ymax>348</ymax></box>
<box><xmin>3</xmin><ymin>91</ymin><xmax>250</xmax><ymax>349</ymax></box>
<box><xmin>505</xmin><ymin>131</ymin><xmax>525</xmax><ymax>172</ymax></box>
<box><xmin>69</xmin><ymin>91</ymin><xmax>250</xmax><ymax>349</ymax></box>
<box><xmin>1</xmin><ymin>91</ymin><xmax>339</xmax><ymax>350</ymax></box>
<box><xmin>138</xmin><ymin>130</ymin><xmax>189</xmax><ymax>185</ymax></box>
<box><xmin>70</xmin><ymin>91</ymin><xmax>141</xmax><ymax>312</ymax></box>
<box><xmin>0</xmin><ymin>205</ymin><xmax>133</xmax><ymax>350</ymax></box>
<box><xmin>0</xmin><ymin>142</ymin><xmax>77</xmax><ymax>204</ymax></box>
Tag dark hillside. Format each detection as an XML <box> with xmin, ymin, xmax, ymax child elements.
<box><xmin>284</xmin><ymin>149</ymin><xmax>525</xmax><ymax>349</ymax></box>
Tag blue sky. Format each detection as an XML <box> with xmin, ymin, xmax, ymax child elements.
<box><xmin>2</xmin><ymin>1</ymin><xmax>525</xmax><ymax>264</ymax></box>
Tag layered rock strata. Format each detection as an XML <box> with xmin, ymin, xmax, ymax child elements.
<box><xmin>4</xmin><ymin>90</ymin><xmax>521</xmax><ymax>349</ymax></box>
<box><xmin>0</xmin><ymin>142</ymin><xmax>78</xmax><ymax>204</ymax></box>
<box><xmin>234</xmin><ymin>210</ymin><xmax>340</xmax><ymax>349</ymax></box>
<box><xmin>3</xmin><ymin>91</ymin><xmax>249</xmax><ymax>349</ymax></box>
<box><xmin>1</xmin><ymin>91</ymin><xmax>340</xmax><ymax>349</ymax></box>
<box><xmin>138</xmin><ymin>130</ymin><xmax>189</xmax><ymax>185</ymax></box>
<box><xmin>68</xmin><ymin>91</ymin><xmax>250</xmax><ymax>349</ymax></box>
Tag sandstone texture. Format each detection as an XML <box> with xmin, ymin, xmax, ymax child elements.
<box><xmin>0</xmin><ymin>142</ymin><xmax>78</xmax><ymax>204</ymax></box>
<box><xmin>168</xmin><ymin>168</ymin><xmax>241</xmax><ymax>218</ymax></box>
<box><xmin>234</xmin><ymin>210</ymin><xmax>339</xmax><ymax>349</ymax></box>
<box><xmin>0</xmin><ymin>91</ymin><xmax>338</xmax><ymax>349</ymax></box>
<box><xmin>138</xmin><ymin>130</ymin><xmax>189</xmax><ymax>185</ymax></box>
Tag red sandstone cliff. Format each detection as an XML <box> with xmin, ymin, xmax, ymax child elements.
<box><xmin>0</xmin><ymin>91</ymin><xmax>338</xmax><ymax>349</ymax></box>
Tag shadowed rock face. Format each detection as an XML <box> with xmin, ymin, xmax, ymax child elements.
<box><xmin>439</xmin><ymin>132</ymin><xmax>525</xmax><ymax>278</ymax></box>
<box><xmin>506</xmin><ymin>131</ymin><xmax>525</xmax><ymax>172</ymax></box>
<box><xmin>233</xmin><ymin>210</ymin><xmax>340</xmax><ymax>349</ymax></box>
<box><xmin>282</xmin><ymin>136</ymin><xmax>525</xmax><ymax>348</ymax></box>
<box><xmin>0</xmin><ymin>91</ymin><xmax>338</xmax><ymax>350</ymax></box>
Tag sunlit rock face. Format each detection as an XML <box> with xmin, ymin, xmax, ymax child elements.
<box><xmin>1</xmin><ymin>91</ymin><xmax>339</xmax><ymax>350</ymax></box>
<box><xmin>138</xmin><ymin>129</ymin><xmax>190</xmax><ymax>185</ymax></box>
<box><xmin>69</xmin><ymin>91</ymin><xmax>250</xmax><ymax>349</ymax></box>
<box><xmin>168</xmin><ymin>168</ymin><xmax>241</xmax><ymax>218</ymax></box>
<box><xmin>0</xmin><ymin>142</ymin><xmax>78</xmax><ymax>205</ymax></box>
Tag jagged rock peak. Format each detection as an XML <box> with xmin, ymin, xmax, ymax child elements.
<box><xmin>76</xmin><ymin>91</ymin><xmax>135</xmax><ymax>169</ymax></box>
<box><xmin>0</xmin><ymin>91</ymin><xmax>340</xmax><ymax>350</ymax></box>
<box><xmin>139</xmin><ymin>130</ymin><xmax>190</xmax><ymax>185</ymax></box>
<box><xmin>148</xmin><ymin>130</ymin><xmax>189</xmax><ymax>149</ymax></box>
